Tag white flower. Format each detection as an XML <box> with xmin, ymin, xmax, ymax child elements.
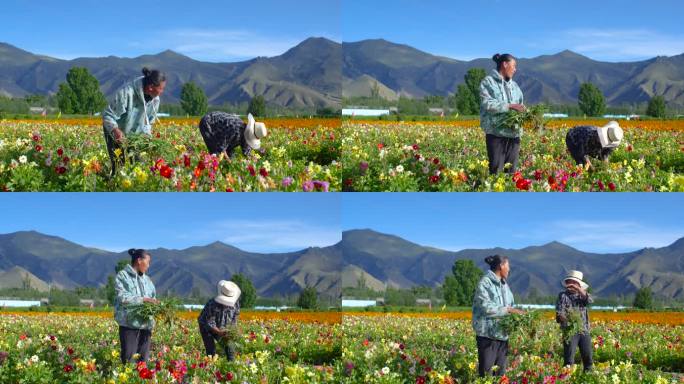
<box><xmin>395</xmin><ymin>165</ymin><xmax>404</xmax><ymax>173</ymax></box>
<box><xmin>30</xmin><ymin>355</ymin><xmax>39</xmax><ymax>363</ymax></box>
<box><xmin>381</xmin><ymin>367</ymin><xmax>390</xmax><ymax>375</ymax></box>
<box><xmin>18</xmin><ymin>155</ymin><xmax>27</xmax><ymax>164</ymax></box>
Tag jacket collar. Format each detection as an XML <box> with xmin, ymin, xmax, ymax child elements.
<box><xmin>124</xmin><ymin>264</ymin><xmax>145</xmax><ymax>278</ymax></box>
<box><xmin>486</xmin><ymin>270</ymin><xmax>504</xmax><ymax>286</ymax></box>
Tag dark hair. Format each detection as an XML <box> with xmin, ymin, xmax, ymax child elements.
<box><xmin>141</xmin><ymin>67</ymin><xmax>166</xmax><ymax>88</ymax></box>
<box><xmin>128</xmin><ymin>248</ymin><xmax>150</xmax><ymax>264</ymax></box>
<box><xmin>492</xmin><ymin>53</ymin><xmax>516</xmax><ymax>71</ymax></box>
<box><xmin>484</xmin><ymin>254</ymin><xmax>509</xmax><ymax>272</ymax></box>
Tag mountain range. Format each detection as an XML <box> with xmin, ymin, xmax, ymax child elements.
<box><xmin>342</xmin><ymin>39</ymin><xmax>684</xmax><ymax>107</ymax></box>
<box><xmin>1</xmin><ymin>230</ymin><xmax>682</xmax><ymax>301</ymax></box>
<box><xmin>339</xmin><ymin>229</ymin><xmax>684</xmax><ymax>300</ymax></box>
<box><xmin>0</xmin><ymin>37</ymin><xmax>341</xmax><ymax>109</ymax></box>
<box><xmin>2</xmin><ymin>38</ymin><xmax>684</xmax><ymax>109</ymax></box>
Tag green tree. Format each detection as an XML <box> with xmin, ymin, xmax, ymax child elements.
<box><xmin>231</xmin><ymin>273</ymin><xmax>257</xmax><ymax>308</ymax></box>
<box><xmin>370</xmin><ymin>81</ymin><xmax>381</xmax><ymax>99</ymax></box>
<box><xmin>180</xmin><ymin>81</ymin><xmax>209</xmax><ymax>116</ymax></box>
<box><xmin>105</xmin><ymin>259</ymin><xmax>130</xmax><ymax>305</ymax></box>
<box><xmin>633</xmin><ymin>287</ymin><xmax>653</xmax><ymax>309</ymax></box>
<box><xmin>578</xmin><ymin>83</ymin><xmax>606</xmax><ymax>117</ymax></box>
<box><xmin>56</xmin><ymin>67</ymin><xmax>106</xmax><ymax>114</ymax></box>
<box><xmin>646</xmin><ymin>95</ymin><xmax>666</xmax><ymax>118</ymax></box>
<box><xmin>443</xmin><ymin>259</ymin><xmax>483</xmax><ymax>306</ymax></box>
<box><xmin>297</xmin><ymin>286</ymin><xmax>319</xmax><ymax>309</ymax></box>
<box><xmin>247</xmin><ymin>95</ymin><xmax>266</xmax><ymax>117</ymax></box>
<box><xmin>453</xmin><ymin>68</ymin><xmax>486</xmax><ymax>115</ymax></box>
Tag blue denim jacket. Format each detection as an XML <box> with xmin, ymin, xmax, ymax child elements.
<box><xmin>472</xmin><ymin>270</ymin><xmax>516</xmax><ymax>341</ymax></box>
<box><xmin>114</xmin><ymin>264</ymin><xmax>157</xmax><ymax>330</ymax></box>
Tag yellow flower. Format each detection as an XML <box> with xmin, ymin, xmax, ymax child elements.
<box><xmin>113</xmin><ymin>148</ymin><xmax>123</xmax><ymax>158</ymax></box>
<box><xmin>121</xmin><ymin>179</ymin><xmax>132</xmax><ymax>189</ymax></box>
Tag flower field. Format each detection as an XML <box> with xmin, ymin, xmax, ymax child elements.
<box><xmin>342</xmin><ymin>120</ymin><xmax>684</xmax><ymax>192</ymax></box>
<box><xmin>0</xmin><ymin>312</ymin><xmax>342</xmax><ymax>383</ymax></box>
<box><xmin>341</xmin><ymin>313</ymin><xmax>684</xmax><ymax>383</ymax></box>
<box><xmin>0</xmin><ymin>118</ymin><xmax>340</xmax><ymax>192</ymax></box>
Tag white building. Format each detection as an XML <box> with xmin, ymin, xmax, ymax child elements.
<box><xmin>0</xmin><ymin>299</ymin><xmax>41</xmax><ymax>307</ymax></box>
<box><xmin>342</xmin><ymin>108</ymin><xmax>390</xmax><ymax>117</ymax></box>
<box><xmin>341</xmin><ymin>299</ymin><xmax>377</xmax><ymax>308</ymax></box>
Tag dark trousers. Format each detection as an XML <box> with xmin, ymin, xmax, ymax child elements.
<box><xmin>563</xmin><ymin>333</ymin><xmax>593</xmax><ymax>371</ymax></box>
<box><xmin>486</xmin><ymin>134</ymin><xmax>520</xmax><ymax>175</ymax></box>
<box><xmin>103</xmin><ymin>127</ymin><xmax>124</xmax><ymax>177</ymax></box>
<box><xmin>119</xmin><ymin>326</ymin><xmax>151</xmax><ymax>364</ymax></box>
<box><xmin>476</xmin><ymin>336</ymin><xmax>508</xmax><ymax>377</ymax></box>
<box><xmin>199</xmin><ymin>327</ymin><xmax>235</xmax><ymax>361</ymax></box>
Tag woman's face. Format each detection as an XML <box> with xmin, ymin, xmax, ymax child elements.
<box><xmin>499</xmin><ymin>259</ymin><xmax>510</xmax><ymax>279</ymax></box>
<box><xmin>566</xmin><ymin>280</ymin><xmax>580</xmax><ymax>291</ymax></box>
<box><xmin>144</xmin><ymin>81</ymin><xmax>166</xmax><ymax>98</ymax></box>
<box><xmin>135</xmin><ymin>254</ymin><xmax>151</xmax><ymax>274</ymax></box>
<box><xmin>500</xmin><ymin>59</ymin><xmax>517</xmax><ymax>79</ymax></box>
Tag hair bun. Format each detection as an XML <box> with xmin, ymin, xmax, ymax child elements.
<box><xmin>128</xmin><ymin>248</ymin><xmax>136</xmax><ymax>256</ymax></box>
<box><xmin>142</xmin><ymin>67</ymin><xmax>150</xmax><ymax>76</ymax></box>
<box><xmin>492</xmin><ymin>54</ymin><xmax>501</xmax><ymax>63</ymax></box>
<box><xmin>484</xmin><ymin>255</ymin><xmax>494</xmax><ymax>265</ymax></box>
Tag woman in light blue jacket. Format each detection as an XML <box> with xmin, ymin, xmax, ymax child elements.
<box><xmin>479</xmin><ymin>53</ymin><xmax>526</xmax><ymax>175</ymax></box>
<box><xmin>114</xmin><ymin>248</ymin><xmax>158</xmax><ymax>364</ymax></box>
<box><xmin>102</xmin><ymin>67</ymin><xmax>166</xmax><ymax>175</ymax></box>
<box><xmin>472</xmin><ymin>255</ymin><xmax>524</xmax><ymax>377</ymax></box>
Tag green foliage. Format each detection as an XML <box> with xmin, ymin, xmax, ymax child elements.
<box><xmin>55</xmin><ymin>67</ymin><xmax>107</xmax><ymax>115</ymax></box>
<box><xmin>231</xmin><ymin>273</ymin><xmax>257</xmax><ymax>309</ymax></box>
<box><xmin>646</xmin><ymin>95</ymin><xmax>666</xmax><ymax>118</ymax></box>
<box><xmin>443</xmin><ymin>259</ymin><xmax>483</xmax><ymax>306</ymax></box>
<box><xmin>180</xmin><ymin>81</ymin><xmax>209</xmax><ymax>116</ymax></box>
<box><xmin>127</xmin><ymin>297</ymin><xmax>182</xmax><ymax>327</ymax></box>
<box><xmin>578</xmin><ymin>82</ymin><xmax>606</xmax><ymax>117</ymax></box>
<box><xmin>499</xmin><ymin>310</ymin><xmax>544</xmax><ymax>339</ymax></box>
<box><xmin>561</xmin><ymin>308</ymin><xmax>585</xmax><ymax>343</ymax></box>
<box><xmin>247</xmin><ymin>95</ymin><xmax>266</xmax><ymax>117</ymax></box>
<box><xmin>502</xmin><ymin>104</ymin><xmax>549</xmax><ymax>132</ymax></box>
<box><xmin>633</xmin><ymin>287</ymin><xmax>654</xmax><ymax>309</ymax></box>
<box><xmin>297</xmin><ymin>286</ymin><xmax>319</xmax><ymax>309</ymax></box>
<box><xmin>453</xmin><ymin>68</ymin><xmax>486</xmax><ymax>115</ymax></box>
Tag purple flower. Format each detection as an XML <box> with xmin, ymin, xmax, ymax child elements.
<box><xmin>313</xmin><ymin>180</ymin><xmax>330</xmax><ymax>192</ymax></box>
<box><xmin>344</xmin><ymin>361</ymin><xmax>354</xmax><ymax>376</ymax></box>
<box><xmin>281</xmin><ymin>177</ymin><xmax>293</xmax><ymax>188</ymax></box>
<box><xmin>302</xmin><ymin>180</ymin><xmax>314</xmax><ymax>192</ymax></box>
<box><xmin>359</xmin><ymin>161</ymin><xmax>369</xmax><ymax>174</ymax></box>
<box><xmin>0</xmin><ymin>351</ymin><xmax>8</xmax><ymax>365</ymax></box>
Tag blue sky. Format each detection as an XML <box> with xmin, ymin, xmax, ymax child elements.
<box><xmin>1</xmin><ymin>0</ymin><xmax>340</xmax><ymax>62</ymax></box>
<box><xmin>342</xmin><ymin>193</ymin><xmax>684</xmax><ymax>253</ymax></box>
<box><xmin>343</xmin><ymin>0</ymin><xmax>684</xmax><ymax>62</ymax></box>
<box><xmin>0</xmin><ymin>193</ymin><xmax>341</xmax><ymax>253</ymax></box>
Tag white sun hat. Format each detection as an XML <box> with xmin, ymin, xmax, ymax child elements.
<box><xmin>215</xmin><ymin>280</ymin><xmax>241</xmax><ymax>306</ymax></box>
<box><xmin>597</xmin><ymin>121</ymin><xmax>623</xmax><ymax>148</ymax></box>
<box><xmin>562</xmin><ymin>270</ymin><xmax>589</xmax><ymax>290</ymax></box>
<box><xmin>245</xmin><ymin>113</ymin><xmax>267</xmax><ymax>150</ymax></box>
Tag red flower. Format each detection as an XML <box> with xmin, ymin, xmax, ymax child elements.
<box><xmin>512</xmin><ymin>171</ymin><xmax>523</xmax><ymax>182</ymax></box>
<box><xmin>63</xmin><ymin>364</ymin><xmax>73</xmax><ymax>373</ymax></box>
<box><xmin>597</xmin><ymin>180</ymin><xmax>605</xmax><ymax>191</ymax></box>
<box><xmin>66</xmin><ymin>347</ymin><xmax>74</xmax><ymax>355</ymax></box>
<box><xmin>226</xmin><ymin>188</ymin><xmax>234</xmax><ymax>192</ymax></box>
<box><xmin>138</xmin><ymin>368</ymin><xmax>154</xmax><ymax>379</ymax></box>
<box><xmin>499</xmin><ymin>375</ymin><xmax>510</xmax><ymax>384</ymax></box>
<box><xmin>248</xmin><ymin>165</ymin><xmax>256</xmax><ymax>176</ymax></box>
<box><xmin>608</xmin><ymin>182</ymin><xmax>616</xmax><ymax>191</ymax></box>
<box><xmin>516</xmin><ymin>178</ymin><xmax>531</xmax><ymax>191</ymax></box>
<box><xmin>194</xmin><ymin>167</ymin><xmax>201</xmax><ymax>178</ymax></box>
<box><xmin>627</xmin><ymin>144</ymin><xmax>633</xmax><ymax>152</ymax></box>
<box><xmin>377</xmin><ymin>143</ymin><xmax>385</xmax><ymax>150</ymax></box>
<box><xmin>412</xmin><ymin>144</ymin><xmax>419</xmax><ymax>150</ymax></box>
<box><xmin>32</xmin><ymin>134</ymin><xmax>41</xmax><ymax>142</ymax></box>
<box><xmin>35</xmin><ymin>145</ymin><xmax>43</xmax><ymax>152</ymax></box>
<box><xmin>259</xmin><ymin>167</ymin><xmax>269</xmax><ymax>177</ymax></box>
<box><xmin>183</xmin><ymin>155</ymin><xmax>191</xmax><ymax>168</ymax></box>
<box><xmin>62</xmin><ymin>156</ymin><xmax>70</xmax><ymax>164</ymax></box>
<box><xmin>226</xmin><ymin>371</ymin><xmax>234</xmax><ymax>381</ymax></box>
<box><xmin>160</xmin><ymin>165</ymin><xmax>173</xmax><ymax>179</ymax></box>
<box><xmin>55</xmin><ymin>166</ymin><xmax>67</xmax><ymax>175</ymax></box>
<box><xmin>416</xmin><ymin>376</ymin><xmax>426</xmax><ymax>384</ymax></box>
<box><xmin>155</xmin><ymin>132</ymin><xmax>161</xmax><ymax>138</ymax></box>
<box><xmin>429</xmin><ymin>175</ymin><xmax>440</xmax><ymax>183</ymax></box>
<box><xmin>432</xmin><ymin>158</ymin><xmax>440</xmax><ymax>165</ymax></box>
<box><xmin>534</xmin><ymin>169</ymin><xmax>542</xmax><ymax>181</ymax></box>
<box><xmin>57</xmin><ymin>148</ymin><xmax>64</xmax><ymax>156</ymax></box>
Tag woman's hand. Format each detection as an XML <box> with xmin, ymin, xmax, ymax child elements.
<box><xmin>509</xmin><ymin>104</ymin><xmax>526</xmax><ymax>112</ymax></box>
<box><xmin>111</xmin><ymin>128</ymin><xmax>125</xmax><ymax>144</ymax></box>
<box><xmin>143</xmin><ymin>297</ymin><xmax>159</xmax><ymax>304</ymax></box>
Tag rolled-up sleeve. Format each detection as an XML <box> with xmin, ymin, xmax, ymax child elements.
<box><xmin>103</xmin><ymin>88</ymin><xmax>129</xmax><ymax>133</ymax></box>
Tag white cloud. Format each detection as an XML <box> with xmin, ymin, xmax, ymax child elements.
<box><xmin>178</xmin><ymin>219</ymin><xmax>340</xmax><ymax>253</ymax></box>
<box><xmin>517</xmin><ymin>220</ymin><xmax>683</xmax><ymax>253</ymax></box>
<box><xmin>546</xmin><ymin>28</ymin><xmax>684</xmax><ymax>61</ymax></box>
